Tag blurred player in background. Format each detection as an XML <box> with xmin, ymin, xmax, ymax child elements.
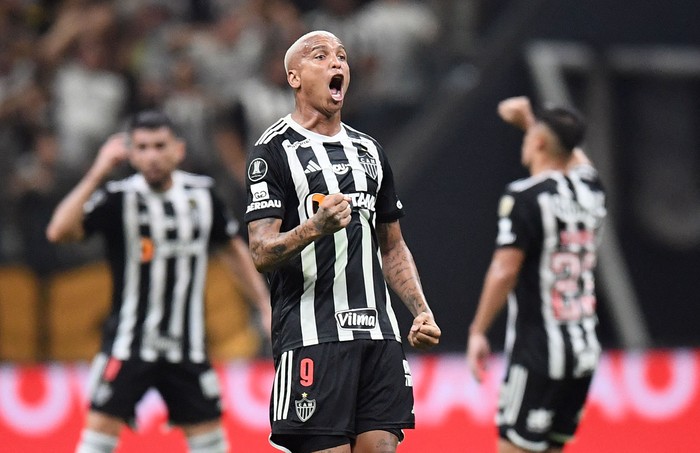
<box><xmin>46</xmin><ymin>110</ymin><xmax>270</xmax><ymax>453</ymax></box>
<box><xmin>467</xmin><ymin>96</ymin><xmax>606</xmax><ymax>452</ymax></box>
<box><xmin>245</xmin><ymin>30</ymin><xmax>441</xmax><ymax>453</ymax></box>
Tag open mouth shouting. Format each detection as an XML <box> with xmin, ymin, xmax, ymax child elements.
<box><xmin>329</xmin><ymin>74</ymin><xmax>344</xmax><ymax>102</ymax></box>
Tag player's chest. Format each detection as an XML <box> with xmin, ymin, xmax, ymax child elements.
<box><xmin>292</xmin><ymin>144</ymin><xmax>381</xmax><ymax>194</ymax></box>
<box><xmin>130</xmin><ymin>191</ymin><xmax>210</xmax><ymax>234</ymax></box>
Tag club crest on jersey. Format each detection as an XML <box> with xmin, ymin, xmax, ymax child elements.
<box><xmin>295</xmin><ymin>393</ymin><xmax>316</xmax><ymax>422</ymax></box>
<box><xmin>335</xmin><ymin>308</ymin><xmax>377</xmax><ymax>330</ymax></box>
<box><xmin>248</xmin><ymin>158</ymin><xmax>268</xmax><ymax>182</ymax></box>
<box><xmin>358</xmin><ymin>150</ymin><xmax>378</xmax><ymax>180</ymax></box>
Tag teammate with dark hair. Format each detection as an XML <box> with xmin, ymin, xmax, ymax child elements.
<box><xmin>47</xmin><ymin>110</ymin><xmax>271</xmax><ymax>453</ymax></box>
<box><xmin>467</xmin><ymin>96</ymin><xmax>606</xmax><ymax>453</ymax></box>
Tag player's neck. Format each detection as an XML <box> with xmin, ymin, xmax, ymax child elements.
<box><xmin>291</xmin><ymin>107</ymin><xmax>342</xmax><ymax>137</ymax></box>
<box><xmin>529</xmin><ymin>156</ymin><xmax>567</xmax><ymax>176</ymax></box>
<box><xmin>145</xmin><ymin>175</ymin><xmax>174</xmax><ymax>192</ymax></box>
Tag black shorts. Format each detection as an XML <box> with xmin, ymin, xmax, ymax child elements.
<box><xmin>86</xmin><ymin>353</ymin><xmax>222</xmax><ymax>426</ymax></box>
<box><xmin>269</xmin><ymin>340</ymin><xmax>414</xmax><ymax>451</ymax></box>
<box><xmin>497</xmin><ymin>363</ymin><xmax>593</xmax><ymax>452</ymax></box>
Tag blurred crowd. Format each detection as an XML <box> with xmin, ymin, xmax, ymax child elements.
<box><xmin>0</xmin><ymin>0</ymin><xmax>442</xmax><ymax>276</ymax></box>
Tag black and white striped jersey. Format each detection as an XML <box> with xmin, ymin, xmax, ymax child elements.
<box><xmin>496</xmin><ymin>164</ymin><xmax>607</xmax><ymax>379</ymax></box>
<box><xmin>244</xmin><ymin>115</ymin><xmax>405</xmax><ymax>358</ymax></box>
<box><xmin>83</xmin><ymin>170</ymin><xmax>239</xmax><ymax>363</ymax></box>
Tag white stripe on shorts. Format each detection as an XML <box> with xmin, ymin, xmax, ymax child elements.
<box><xmin>273</xmin><ymin>350</ymin><xmax>294</xmax><ymax>421</ymax></box>
<box><xmin>502</xmin><ymin>364</ymin><xmax>528</xmax><ymax>426</ymax></box>
<box><xmin>86</xmin><ymin>353</ymin><xmax>109</xmax><ymax>403</ymax></box>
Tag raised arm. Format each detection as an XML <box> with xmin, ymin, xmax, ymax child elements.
<box><xmin>497</xmin><ymin>96</ymin><xmax>536</xmax><ymax>131</ymax></box>
<box><xmin>377</xmin><ymin>220</ymin><xmax>440</xmax><ymax>350</ymax></box>
<box><xmin>500</xmin><ymin>96</ymin><xmax>593</xmax><ymax>170</ymax></box>
<box><xmin>46</xmin><ymin>133</ymin><xmax>128</xmax><ymax>243</ymax></box>
<box><xmin>467</xmin><ymin>247</ymin><xmax>524</xmax><ymax>382</ymax></box>
<box><xmin>247</xmin><ymin>193</ymin><xmax>351</xmax><ymax>273</ymax></box>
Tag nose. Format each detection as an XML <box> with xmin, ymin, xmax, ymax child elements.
<box><xmin>142</xmin><ymin>146</ymin><xmax>163</xmax><ymax>162</ymax></box>
<box><xmin>329</xmin><ymin>54</ymin><xmax>341</xmax><ymax>68</ymax></box>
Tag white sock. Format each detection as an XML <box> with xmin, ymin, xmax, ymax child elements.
<box><xmin>75</xmin><ymin>429</ymin><xmax>119</xmax><ymax>453</ymax></box>
<box><xmin>187</xmin><ymin>427</ymin><xmax>229</xmax><ymax>453</ymax></box>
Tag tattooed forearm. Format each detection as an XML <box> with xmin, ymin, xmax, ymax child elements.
<box><xmin>376</xmin><ymin>220</ymin><xmax>432</xmax><ymax>317</ymax></box>
<box><xmin>248</xmin><ymin>217</ymin><xmax>322</xmax><ymax>272</ymax></box>
<box><xmin>382</xmin><ymin>240</ymin><xmax>429</xmax><ymax>316</ymax></box>
<box><xmin>271</xmin><ymin>244</ymin><xmax>288</xmax><ymax>259</ymax></box>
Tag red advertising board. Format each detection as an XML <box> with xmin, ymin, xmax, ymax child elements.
<box><xmin>0</xmin><ymin>349</ymin><xmax>698</xmax><ymax>452</ymax></box>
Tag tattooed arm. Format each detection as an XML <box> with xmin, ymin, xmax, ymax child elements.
<box><xmin>248</xmin><ymin>193</ymin><xmax>352</xmax><ymax>273</ymax></box>
<box><xmin>378</xmin><ymin>220</ymin><xmax>441</xmax><ymax>350</ymax></box>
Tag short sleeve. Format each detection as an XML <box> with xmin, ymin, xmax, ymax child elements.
<box><xmin>375</xmin><ymin>148</ymin><xmax>405</xmax><ymax>223</ymax></box>
<box><xmin>209</xmin><ymin>188</ymin><xmax>239</xmax><ymax>245</ymax></box>
<box><xmin>495</xmin><ymin>188</ymin><xmax>540</xmax><ymax>252</ymax></box>
<box><xmin>83</xmin><ymin>188</ymin><xmax>120</xmax><ymax>237</ymax></box>
<box><xmin>244</xmin><ymin>141</ymin><xmax>288</xmax><ymax>223</ymax></box>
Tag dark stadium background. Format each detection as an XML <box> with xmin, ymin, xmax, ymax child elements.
<box><xmin>0</xmin><ymin>1</ymin><xmax>699</xmax><ymax>452</ymax></box>
<box><xmin>1</xmin><ymin>0</ymin><xmax>697</xmax><ymax>358</ymax></box>
<box><xmin>389</xmin><ymin>0</ymin><xmax>700</xmax><ymax>354</ymax></box>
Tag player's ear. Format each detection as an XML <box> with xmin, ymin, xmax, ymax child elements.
<box><xmin>288</xmin><ymin>69</ymin><xmax>300</xmax><ymax>89</ymax></box>
<box><xmin>538</xmin><ymin>135</ymin><xmax>548</xmax><ymax>151</ymax></box>
<box><xmin>535</xmin><ymin>128</ymin><xmax>549</xmax><ymax>151</ymax></box>
<box><xmin>175</xmin><ymin>138</ymin><xmax>186</xmax><ymax>164</ymax></box>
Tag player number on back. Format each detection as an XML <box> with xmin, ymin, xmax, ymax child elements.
<box><xmin>549</xmin><ymin>251</ymin><xmax>596</xmax><ymax>321</ymax></box>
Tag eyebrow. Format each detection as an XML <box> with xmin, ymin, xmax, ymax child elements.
<box><xmin>308</xmin><ymin>43</ymin><xmax>346</xmax><ymax>54</ymax></box>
